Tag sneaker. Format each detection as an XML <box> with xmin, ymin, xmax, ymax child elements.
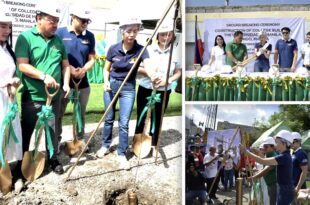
<box><xmin>14</xmin><ymin>178</ymin><xmax>24</xmax><ymax>193</ymax></box>
<box><xmin>152</xmin><ymin>146</ymin><xmax>159</xmax><ymax>158</ymax></box>
<box><xmin>96</xmin><ymin>146</ymin><xmax>109</xmax><ymax>158</ymax></box>
<box><xmin>117</xmin><ymin>155</ymin><xmax>130</xmax><ymax>170</ymax></box>
<box><xmin>49</xmin><ymin>159</ymin><xmax>64</xmax><ymax>175</ymax></box>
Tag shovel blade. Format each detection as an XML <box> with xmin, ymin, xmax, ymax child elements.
<box><xmin>133</xmin><ymin>133</ymin><xmax>152</xmax><ymax>158</ymax></box>
<box><xmin>65</xmin><ymin>140</ymin><xmax>83</xmax><ymax>156</ymax></box>
<box><xmin>0</xmin><ymin>160</ymin><xmax>12</xmax><ymax>195</ymax></box>
<box><xmin>21</xmin><ymin>151</ymin><xmax>45</xmax><ymax>182</ymax></box>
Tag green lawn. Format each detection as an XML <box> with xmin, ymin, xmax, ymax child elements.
<box><xmin>16</xmin><ymin>84</ymin><xmax>181</xmax><ymax>125</ymax></box>
<box><xmin>62</xmin><ymin>84</ymin><xmax>182</xmax><ymax>125</ymax></box>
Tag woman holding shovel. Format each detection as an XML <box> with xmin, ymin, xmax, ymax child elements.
<box><xmin>254</xmin><ymin>31</ymin><xmax>272</xmax><ymax>72</ymax></box>
<box><xmin>239</xmin><ymin>130</ymin><xmax>294</xmax><ymax>205</ymax></box>
<box><xmin>0</xmin><ymin>2</ymin><xmax>23</xmax><ymax>193</ymax></box>
<box><xmin>134</xmin><ymin>19</ymin><xmax>181</xmax><ymax>156</ymax></box>
<box><xmin>97</xmin><ymin>17</ymin><xmax>158</xmax><ymax>169</ymax></box>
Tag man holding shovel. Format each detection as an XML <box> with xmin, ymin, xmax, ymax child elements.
<box><xmin>56</xmin><ymin>2</ymin><xmax>95</xmax><ymax>152</ymax></box>
<box><xmin>203</xmin><ymin>146</ymin><xmax>220</xmax><ymax>201</ymax></box>
<box><xmin>226</xmin><ymin>30</ymin><xmax>248</xmax><ymax>68</ymax></box>
<box><xmin>15</xmin><ymin>1</ymin><xmax>70</xmax><ymax>175</ymax></box>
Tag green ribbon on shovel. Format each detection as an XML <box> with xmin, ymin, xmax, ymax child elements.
<box><xmin>0</xmin><ymin>101</ymin><xmax>19</xmax><ymax>168</ymax></box>
<box><xmin>304</xmin><ymin>77</ymin><xmax>310</xmax><ymax>101</ymax></box>
<box><xmin>138</xmin><ymin>91</ymin><xmax>161</xmax><ymax>134</ymax></box>
<box><xmin>68</xmin><ymin>89</ymin><xmax>83</xmax><ymax>133</ymax></box>
<box><xmin>34</xmin><ymin>105</ymin><xmax>55</xmax><ymax>159</ymax></box>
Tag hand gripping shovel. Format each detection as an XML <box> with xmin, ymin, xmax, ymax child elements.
<box><xmin>21</xmin><ymin>86</ymin><xmax>59</xmax><ymax>182</ymax></box>
<box><xmin>0</xmin><ymin>86</ymin><xmax>19</xmax><ymax>194</ymax></box>
<box><xmin>65</xmin><ymin>79</ymin><xmax>83</xmax><ymax>156</ymax></box>
<box><xmin>133</xmin><ymin>90</ymin><xmax>161</xmax><ymax>158</ymax></box>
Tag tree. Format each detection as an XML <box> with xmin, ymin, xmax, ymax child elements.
<box><xmin>253</xmin><ymin>105</ymin><xmax>310</xmax><ymax>137</ymax></box>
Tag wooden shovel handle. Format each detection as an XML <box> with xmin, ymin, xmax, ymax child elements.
<box><xmin>72</xmin><ymin>78</ymin><xmax>82</xmax><ymax>90</ymax></box>
<box><xmin>45</xmin><ymin>85</ymin><xmax>59</xmax><ymax>106</ymax></box>
<box><xmin>7</xmin><ymin>85</ymin><xmax>16</xmax><ymax>103</ymax></box>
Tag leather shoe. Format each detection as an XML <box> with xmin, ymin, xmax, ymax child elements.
<box><xmin>49</xmin><ymin>159</ymin><xmax>64</xmax><ymax>175</ymax></box>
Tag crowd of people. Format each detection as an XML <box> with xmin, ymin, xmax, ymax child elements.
<box><xmin>202</xmin><ymin>28</ymin><xmax>310</xmax><ymax>73</ymax></box>
<box><xmin>0</xmin><ymin>0</ymin><xmax>181</xmax><ymax>193</ymax></box>
<box><xmin>186</xmin><ymin>130</ymin><xmax>309</xmax><ymax>205</ymax></box>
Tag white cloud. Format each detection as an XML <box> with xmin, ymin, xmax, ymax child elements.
<box><xmin>185</xmin><ymin>104</ymin><xmax>279</xmax><ymax>128</ymax></box>
<box><xmin>256</xmin><ymin>109</ymin><xmax>267</xmax><ymax>119</ymax></box>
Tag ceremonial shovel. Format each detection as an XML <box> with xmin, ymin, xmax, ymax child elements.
<box><xmin>65</xmin><ymin>79</ymin><xmax>83</xmax><ymax>156</ymax></box>
<box><xmin>21</xmin><ymin>86</ymin><xmax>59</xmax><ymax>182</ymax></box>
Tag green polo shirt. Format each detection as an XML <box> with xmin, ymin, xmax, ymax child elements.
<box><xmin>226</xmin><ymin>41</ymin><xmax>247</xmax><ymax>67</ymax></box>
<box><xmin>263</xmin><ymin>151</ymin><xmax>277</xmax><ymax>187</ymax></box>
<box><xmin>15</xmin><ymin>26</ymin><xmax>67</xmax><ymax>102</ymax></box>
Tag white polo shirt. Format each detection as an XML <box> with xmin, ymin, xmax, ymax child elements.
<box><xmin>138</xmin><ymin>43</ymin><xmax>181</xmax><ymax>91</ymax></box>
<box><xmin>203</xmin><ymin>153</ymin><xmax>218</xmax><ymax>178</ymax></box>
<box><xmin>301</xmin><ymin>43</ymin><xmax>310</xmax><ymax>65</ymax></box>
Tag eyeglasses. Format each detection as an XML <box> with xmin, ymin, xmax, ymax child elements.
<box><xmin>43</xmin><ymin>16</ymin><xmax>59</xmax><ymax>24</ymax></box>
<box><xmin>75</xmin><ymin>16</ymin><xmax>91</xmax><ymax>24</ymax></box>
<box><xmin>282</xmin><ymin>32</ymin><xmax>289</xmax><ymax>34</ymax></box>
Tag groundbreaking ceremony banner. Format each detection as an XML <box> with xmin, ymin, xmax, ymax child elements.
<box><xmin>203</xmin><ymin>18</ymin><xmax>305</xmax><ymax>71</ymax></box>
<box><xmin>206</xmin><ymin>128</ymin><xmax>241</xmax><ymax>151</ymax></box>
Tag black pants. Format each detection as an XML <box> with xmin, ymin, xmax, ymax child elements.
<box><xmin>21</xmin><ymin>92</ymin><xmax>60</xmax><ymax>160</ymax></box>
<box><xmin>135</xmin><ymin>86</ymin><xmax>171</xmax><ymax>146</ymax></box>
<box><xmin>206</xmin><ymin>176</ymin><xmax>219</xmax><ymax>198</ymax></box>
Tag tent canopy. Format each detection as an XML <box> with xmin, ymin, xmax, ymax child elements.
<box><xmin>251</xmin><ymin>121</ymin><xmax>291</xmax><ymax>148</ymax></box>
<box><xmin>301</xmin><ymin>130</ymin><xmax>310</xmax><ymax>150</ymax></box>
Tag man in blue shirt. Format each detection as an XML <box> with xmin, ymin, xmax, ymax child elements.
<box><xmin>56</xmin><ymin>2</ymin><xmax>95</xmax><ymax>148</ymax></box>
<box><xmin>274</xmin><ymin>27</ymin><xmax>298</xmax><ymax>72</ymax></box>
<box><xmin>291</xmin><ymin>132</ymin><xmax>308</xmax><ymax>205</ymax></box>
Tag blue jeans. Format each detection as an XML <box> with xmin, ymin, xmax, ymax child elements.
<box><xmin>277</xmin><ymin>184</ymin><xmax>294</xmax><ymax>205</ymax></box>
<box><xmin>224</xmin><ymin>169</ymin><xmax>234</xmax><ymax>190</ymax></box>
<box><xmin>102</xmin><ymin>77</ymin><xmax>135</xmax><ymax>156</ymax></box>
<box><xmin>254</xmin><ymin>61</ymin><xmax>269</xmax><ymax>72</ymax></box>
<box><xmin>186</xmin><ymin>190</ymin><xmax>207</xmax><ymax>205</ymax></box>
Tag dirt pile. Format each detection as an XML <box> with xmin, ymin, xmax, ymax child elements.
<box><xmin>1</xmin><ymin>116</ymin><xmax>182</xmax><ymax>205</ymax></box>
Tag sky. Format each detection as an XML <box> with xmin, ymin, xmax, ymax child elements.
<box><xmin>185</xmin><ymin>104</ymin><xmax>280</xmax><ymax>128</ymax></box>
<box><xmin>186</xmin><ymin>0</ymin><xmax>310</xmax><ymax>7</ymax></box>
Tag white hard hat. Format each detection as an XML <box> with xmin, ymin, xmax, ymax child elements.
<box><xmin>291</xmin><ymin>132</ymin><xmax>302</xmax><ymax>140</ymax></box>
<box><xmin>70</xmin><ymin>2</ymin><xmax>92</xmax><ymax>19</ymax></box>
<box><xmin>0</xmin><ymin>2</ymin><xmax>13</xmax><ymax>22</ymax></box>
<box><xmin>119</xmin><ymin>17</ymin><xmax>143</xmax><ymax>29</ymax></box>
<box><xmin>158</xmin><ymin>19</ymin><xmax>174</xmax><ymax>33</ymax></box>
<box><xmin>274</xmin><ymin>130</ymin><xmax>293</xmax><ymax>144</ymax></box>
<box><xmin>36</xmin><ymin>0</ymin><xmax>61</xmax><ymax>18</ymax></box>
<box><xmin>262</xmin><ymin>137</ymin><xmax>276</xmax><ymax>146</ymax></box>
<box><xmin>296</xmin><ymin>67</ymin><xmax>309</xmax><ymax>76</ymax></box>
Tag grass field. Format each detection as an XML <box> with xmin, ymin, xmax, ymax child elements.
<box><xmin>62</xmin><ymin>84</ymin><xmax>182</xmax><ymax>125</ymax></box>
<box><xmin>15</xmin><ymin>84</ymin><xmax>182</xmax><ymax>125</ymax></box>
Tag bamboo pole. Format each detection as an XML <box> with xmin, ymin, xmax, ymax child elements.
<box><xmin>65</xmin><ymin>0</ymin><xmax>178</xmax><ymax>181</ymax></box>
<box><xmin>154</xmin><ymin>0</ymin><xmax>180</xmax><ymax>164</ymax></box>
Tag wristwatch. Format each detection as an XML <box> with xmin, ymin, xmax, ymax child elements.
<box><xmin>40</xmin><ymin>73</ymin><xmax>46</xmax><ymax>81</ymax></box>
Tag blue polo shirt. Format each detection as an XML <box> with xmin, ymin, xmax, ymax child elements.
<box><xmin>292</xmin><ymin>147</ymin><xmax>308</xmax><ymax>187</ymax></box>
<box><xmin>275</xmin><ymin>150</ymin><xmax>293</xmax><ymax>186</ymax></box>
<box><xmin>106</xmin><ymin>40</ymin><xmax>149</xmax><ymax>81</ymax></box>
<box><xmin>254</xmin><ymin>42</ymin><xmax>272</xmax><ymax>71</ymax></box>
<box><xmin>275</xmin><ymin>38</ymin><xmax>298</xmax><ymax>69</ymax></box>
<box><xmin>56</xmin><ymin>27</ymin><xmax>95</xmax><ymax>89</ymax></box>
